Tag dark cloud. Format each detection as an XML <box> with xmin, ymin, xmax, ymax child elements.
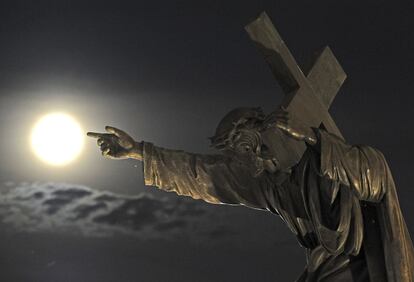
<box><xmin>0</xmin><ymin>181</ymin><xmax>239</xmax><ymax>243</ymax></box>
<box><xmin>73</xmin><ymin>202</ymin><xmax>107</xmax><ymax>220</ymax></box>
<box><xmin>0</xmin><ymin>181</ymin><xmax>297</xmax><ymax>249</ymax></box>
<box><xmin>92</xmin><ymin>197</ymin><xmax>164</xmax><ymax>231</ymax></box>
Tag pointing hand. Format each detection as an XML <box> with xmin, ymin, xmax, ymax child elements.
<box><xmin>87</xmin><ymin>126</ymin><xmax>143</xmax><ymax>160</ymax></box>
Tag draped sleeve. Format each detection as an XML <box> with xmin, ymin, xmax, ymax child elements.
<box><xmin>317</xmin><ymin>129</ymin><xmax>388</xmax><ymax>203</ymax></box>
<box><xmin>308</xmin><ymin>129</ymin><xmax>414</xmax><ymax>281</ymax></box>
<box><xmin>141</xmin><ymin>142</ymin><xmax>276</xmax><ymax>210</ymax></box>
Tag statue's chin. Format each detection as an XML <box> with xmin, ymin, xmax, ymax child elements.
<box><xmin>262</xmin><ymin>158</ymin><xmax>279</xmax><ymax>174</ymax></box>
<box><xmin>250</xmin><ymin>158</ymin><xmax>279</xmax><ymax>177</ymax></box>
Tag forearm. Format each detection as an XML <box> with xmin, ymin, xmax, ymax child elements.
<box><xmin>140</xmin><ymin>142</ymin><xmax>272</xmax><ymax>209</ymax></box>
<box><xmin>141</xmin><ymin>142</ymin><xmax>226</xmax><ymax>204</ymax></box>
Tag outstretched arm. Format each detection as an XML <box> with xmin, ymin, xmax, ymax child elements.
<box><xmin>141</xmin><ymin>142</ymin><xmax>276</xmax><ymax>208</ymax></box>
<box><xmin>87</xmin><ymin>126</ymin><xmax>276</xmax><ymax>210</ymax></box>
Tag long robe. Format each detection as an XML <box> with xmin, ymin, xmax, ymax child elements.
<box><xmin>141</xmin><ymin>129</ymin><xmax>414</xmax><ymax>281</ymax></box>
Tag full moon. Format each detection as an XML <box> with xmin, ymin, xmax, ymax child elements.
<box><xmin>31</xmin><ymin>113</ymin><xmax>84</xmax><ymax>166</ymax></box>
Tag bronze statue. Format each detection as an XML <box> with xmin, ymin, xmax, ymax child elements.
<box><xmin>87</xmin><ymin>12</ymin><xmax>414</xmax><ymax>282</ymax></box>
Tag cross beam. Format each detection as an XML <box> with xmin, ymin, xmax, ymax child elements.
<box><xmin>245</xmin><ymin>12</ymin><xmax>346</xmax><ymax>169</ymax></box>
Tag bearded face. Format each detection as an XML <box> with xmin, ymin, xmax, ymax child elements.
<box><xmin>209</xmin><ymin>107</ymin><xmax>280</xmax><ymax>177</ymax></box>
<box><xmin>223</xmin><ymin>127</ymin><xmax>280</xmax><ymax>177</ymax></box>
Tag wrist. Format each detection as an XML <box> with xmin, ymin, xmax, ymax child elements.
<box><xmin>128</xmin><ymin>141</ymin><xmax>144</xmax><ymax>161</ymax></box>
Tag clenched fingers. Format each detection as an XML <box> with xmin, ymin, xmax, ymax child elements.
<box><xmin>100</xmin><ymin>141</ymin><xmax>111</xmax><ymax>151</ymax></box>
<box><xmin>97</xmin><ymin>138</ymin><xmax>105</xmax><ymax>146</ymax></box>
<box><xmin>102</xmin><ymin>147</ymin><xmax>111</xmax><ymax>157</ymax></box>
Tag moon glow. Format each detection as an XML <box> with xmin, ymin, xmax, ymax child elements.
<box><xmin>31</xmin><ymin>113</ymin><xmax>84</xmax><ymax>166</ymax></box>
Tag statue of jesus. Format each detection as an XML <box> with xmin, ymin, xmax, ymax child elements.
<box><xmin>88</xmin><ymin>107</ymin><xmax>414</xmax><ymax>281</ymax></box>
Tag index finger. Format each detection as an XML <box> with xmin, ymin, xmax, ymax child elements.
<box><xmin>87</xmin><ymin>132</ymin><xmax>106</xmax><ymax>139</ymax></box>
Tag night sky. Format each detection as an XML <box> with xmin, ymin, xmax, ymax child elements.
<box><xmin>0</xmin><ymin>1</ymin><xmax>413</xmax><ymax>281</ymax></box>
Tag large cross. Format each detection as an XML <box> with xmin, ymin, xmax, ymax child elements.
<box><xmin>245</xmin><ymin>12</ymin><xmax>346</xmax><ymax>169</ymax></box>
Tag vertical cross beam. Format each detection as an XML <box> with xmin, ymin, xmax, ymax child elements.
<box><xmin>245</xmin><ymin>12</ymin><xmax>346</xmax><ymax>169</ymax></box>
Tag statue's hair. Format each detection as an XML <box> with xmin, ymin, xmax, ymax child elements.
<box><xmin>209</xmin><ymin>107</ymin><xmax>265</xmax><ymax>150</ymax></box>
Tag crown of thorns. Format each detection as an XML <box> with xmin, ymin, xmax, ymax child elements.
<box><xmin>209</xmin><ymin>110</ymin><xmax>266</xmax><ymax>150</ymax></box>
